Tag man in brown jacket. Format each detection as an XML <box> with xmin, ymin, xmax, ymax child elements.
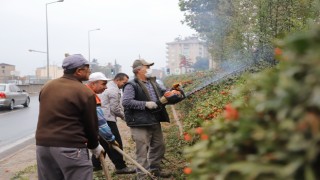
<box><xmin>35</xmin><ymin>54</ymin><xmax>104</xmax><ymax>180</ymax></box>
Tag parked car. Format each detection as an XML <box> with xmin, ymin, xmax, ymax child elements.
<box><xmin>0</xmin><ymin>83</ymin><xmax>30</xmax><ymax>110</ymax></box>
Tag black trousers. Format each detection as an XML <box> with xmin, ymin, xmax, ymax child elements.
<box><xmin>92</xmin><ymin>121</ymin><xmax>127</xmax><ymax>169</ymax></box>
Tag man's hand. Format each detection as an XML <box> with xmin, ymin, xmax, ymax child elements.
<box><xmin>145</xmin><ymin>101</ymin><xmax>158</xmax><ymax>109</ymax></box>
<box><xmin>90</xmin><ymin>144</ymin><xmax>104</xmax><ymax>158</ymax></box>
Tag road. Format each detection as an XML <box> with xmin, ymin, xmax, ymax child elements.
<box><xmin>0</xmin><ymin>95</ymin><xmax>39</xmax><ymax>159</ymax></box>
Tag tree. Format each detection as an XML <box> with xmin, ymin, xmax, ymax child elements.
<box><xmin>179</xmin><ymin>55</ymin><xmax>193</xmax><ymax>74</ymax></box>
<box><xmin>192</xmin><ymin>57</ymin><xmax>209</xmax><ymax>71</ymax></box>
<box><xmin>179</xmin><ymin>0</ymin><xmax>320</xmax><ymax>66</ymax></box>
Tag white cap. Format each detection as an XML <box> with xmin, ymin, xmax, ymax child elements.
<box><xmin>88</xmin><ymin>72</ymin><xmax>111</xmax><ymax>82</ymax></box>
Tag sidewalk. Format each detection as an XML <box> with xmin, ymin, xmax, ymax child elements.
<box><xmin>0</xmin><ymin>143</ymin><xmax>37</xmax><ymax>179</ymax></box>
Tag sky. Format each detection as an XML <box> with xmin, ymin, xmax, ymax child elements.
<box><xmin>0</xmin><ymin>0</ymin><xmax>196</xmax><ymax>76</ymax></box>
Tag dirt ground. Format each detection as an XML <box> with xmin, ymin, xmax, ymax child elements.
<box><xmin>0</xmin><ymin>142</ymin><xmax>37</xmax><ymax>179</ymax></box>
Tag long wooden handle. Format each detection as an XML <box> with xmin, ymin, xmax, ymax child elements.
<box><xmin>111</xmin><ymin>145</ymin><xmax>156</xmax><ymax>180</ymax></box>
<box><xmin>99</xmin><ymin>153</ymin><xmax>111</xmax><ymax>180</ymax></box>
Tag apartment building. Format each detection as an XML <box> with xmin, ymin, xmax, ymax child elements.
<box><xmin>35</xmin><ymin>65</ymin><xmax>63</xmax><ymax>80</ymax></box>
<box><xmin>166</xmin><ymin>36</ymin><xmax>212</xmax><ymax>75</ymax></box>
<box><xmin>0</xmin><ymin>63</ymin><xmax>17</xmax><ymax>83</ymax></box>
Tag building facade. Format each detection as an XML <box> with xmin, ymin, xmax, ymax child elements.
<box><xmin>0</xmin><ymin>63</ymin><xmax>17</xmax><ymax>83</ymax></box>
<box><xmin>166</xmin><ymin>36</ymin><xmax>212</xmax><ymax>75</ymax></box>
<box><xmin>150</xmin><ymin>68</ymin><xmax>165</xmax><ymax>79</ymax></box>
<box><xmin>90</xmin><ymin>60</ymin><xmax>122</xmax><ymax>79</ymax></box>
<box><xmin>35</xmin><ymin>65</ymin><xmax>63</xmax><ymax>80</ymax></box>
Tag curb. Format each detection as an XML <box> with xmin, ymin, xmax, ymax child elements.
<box><xmin>0</xmin><ymin>135</ymin><xmax>35</xmax><ymax>162</ymax></box>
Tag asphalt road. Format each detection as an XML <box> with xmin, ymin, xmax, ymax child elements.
<box><xmin>0</xmin><ymin>95</ymin><xmax>39</xmax><ymax>159</ymax></box>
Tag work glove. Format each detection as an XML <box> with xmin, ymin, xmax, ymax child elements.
<box><xmin>90</xmin><ymin>144</ymin><xmax>104</xmax><ymax>158</ymax></box>
<box><xmin>145</xmin><ymin>101</ymin><xmax>158</xmax><ymax>109</ymax></box>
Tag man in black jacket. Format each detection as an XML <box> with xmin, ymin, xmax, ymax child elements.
<box><xmin>122</xmin><ymin>59</ymin><xmax>171</xmax><ymax>179</ymax></box>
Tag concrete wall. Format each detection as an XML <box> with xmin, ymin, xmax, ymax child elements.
<box><xmin>17</xmin><ymin>84</ymin><xmax>43</xmax><ymax>94</ymax></box>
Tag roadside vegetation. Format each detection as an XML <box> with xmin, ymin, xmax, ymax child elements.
<box><xmin>11</xmin><ymin>165</ymin><xmax>37</xmax><ymax>180</ymax></box>
<box><xmin>168</xmin><ymin>1</ymin><xmax>320</xmax><ymax>179</ymax></box>
<box><xmin>162</xmin><ymin>25</ymin><xmax>320</xmax><ymax>179</ymax></box>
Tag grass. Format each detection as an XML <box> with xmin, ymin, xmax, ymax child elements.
<box><xmin>162</xmin><ymin>124</ymin><xmax>188</xmax><ymax>179</ymax></box>
<box><xmin>11</xmin><ymin>164</ymin><xmax>37</xmax><ymax>180</ymax></box>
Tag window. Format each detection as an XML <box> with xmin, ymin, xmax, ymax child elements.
<box><xmin>9</xmin><ymin>85</ymin><xmax>20</xmax><ymax>92</ymax></box>
<box><xmin>9</xmin><ymin>85</ymin><xmax>15</xmax><ymax>92</ymax></box>
<box><xmin>15</xmin><ymin>85</ymin><xmax>21</xmax><ymax>92</ymax></box>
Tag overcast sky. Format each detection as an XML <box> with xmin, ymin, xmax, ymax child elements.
<box><xmin>0</xmin><ymin>0</ymin><xmax>196</xmax><ymax>76</ymax></box>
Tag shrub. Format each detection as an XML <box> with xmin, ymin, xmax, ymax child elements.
<box><xmin>183</xmin><ymin>25</ymin><xmax>320</xmax><ymax>179</ymax></box>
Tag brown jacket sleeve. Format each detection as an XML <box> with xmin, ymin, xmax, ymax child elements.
<box><xmin>82</xmin><ymin>94</ymin><xmax>100</xmax><ymax>149</ymax></box>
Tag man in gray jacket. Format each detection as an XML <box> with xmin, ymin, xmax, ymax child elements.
<box><xmin>97</xmin><ymin>72</ymin><xmax>135</xmax><ymax>174</ymax></box>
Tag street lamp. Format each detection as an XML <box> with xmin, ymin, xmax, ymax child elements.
<box><xmin>46</xmin><ymin>0</ymin><xmax>63</xmax><ymax>80</ymax></box>
<box><xmin>88</xmin><ymin>28</ymin><xmax>100</xmax><ymax>62</ymax></box>
<box><xmin>28</xmin><ymin>49</ymin><xmax>47</xmax><ymax>78</ymax></box>
<box><xmin>29</xmin><ymin>49</ymin><xmax>47</xmax><ymax>54</ymax></box>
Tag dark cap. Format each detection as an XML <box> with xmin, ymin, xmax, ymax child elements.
<box><xmin>132</xmin><ymin>59</ymin><xmax>154</xmax><ymax>69</ymax></box>
<box><xmin>62</xmin><ymin>54</ymin><xmax>89</xmax><ymax>70</ymax></box>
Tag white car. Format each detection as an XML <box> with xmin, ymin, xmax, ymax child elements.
<box><xmin>0</xmin><ymin>83</ymin><xmax>30</xmax><ymax>110</ymax></box>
